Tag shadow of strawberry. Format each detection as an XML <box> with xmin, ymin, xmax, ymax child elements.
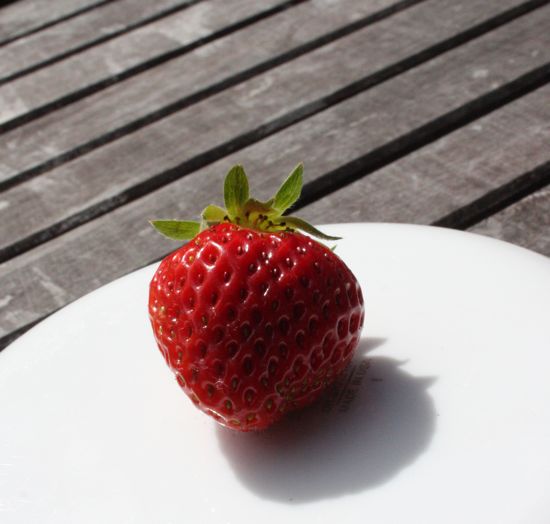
<box><xmin>216</xmin><ymin>337</ymin><xmax>437</xmax><ymax>503</ymax></box>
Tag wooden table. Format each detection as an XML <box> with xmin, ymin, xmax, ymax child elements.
<box><xmin>0</xmin><ymin>0</ymin><xmax>549</xmax><ymax>351</ymax></box>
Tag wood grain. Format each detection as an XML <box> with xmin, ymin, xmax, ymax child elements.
<box><xmin>0</xmin><ymin>0</ymin><xmax>197</xmax><ymax>83</ymax></box>
<box><xmin>1</xmin><ymin>5</ymin><xmax>549</xmax><ymax>339</ymax></box>
<box><xmin>469</xmin><ymin>186</ymin><xmax>550</xmax><ymax>257</ymax></box>
<box><xmin>0</xmin><ymin>0</ymin><xmax>402</xmax><ymax>182</ymax></box>
<box><xmin>298</xmin><ymin>85</ymin><xmax>550</xmax><ymax>228</ymax></box>
<box><xmin>0</xmin><ymin>0</ymin><xmax>299</xmax><ymax>128</ymax></box>
<box><xmin>1</xmin><ymin>0</ymin><xmax>545</xmax><ymax>255</ymax></box>
<box><xmin>0</xmin><ymin>0</ymin><xmax>110</xmax><ymax>45</ymax></box>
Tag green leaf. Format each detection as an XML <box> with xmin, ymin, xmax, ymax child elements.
<box><xmin>244</xmin><ymin>198</ymin><xmax>278</xmax><ymax>216</ymax></box>
<box><xmin>201</xmin><ymin>205</ymin><xmax>227</xmax><ymax>223</ymax></box>
<box><xmin>273</xmin><ymin>163</ymin><xmax>303</xmax><ymax>213</ymax></box>
<box><xmin>224</xmin><ymin>165</ymin><xmax>249</xmax><ymax>218</ymax></box>
<box><xmin>150</xmin><ymin>220</ymin><xmax>201</xmax><ymax>240</ymax></box>
<box><xmin>282</xmin><ymin>216</ymin><xmax>341</xmax><ymax>241</ymax></box>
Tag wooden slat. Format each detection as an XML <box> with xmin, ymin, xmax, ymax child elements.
<box><xmin>0</xmin><ymin>0</ymin><xmax>109</xmax><ymax>45</ymax></box>
<box><xmin>0</xmin><ymin>4</ymin><xmax>548</xmax><ymax>339</ymax></box>
<box><xmin>0</xmin><ymin>0</ymin><xmax>545</xmax><ymax>256</ymax></box>
<box><xmin>0</xmin><ymin>0</ymin><xmax>404</xmax><ymax>183</ymax></box>
<box><xmin>0</xmin><ymin>0</ymin><xmax>296</xmax><ymax>130</ymax></box>
<box><xmin>0</xmin><ymin>0</ymin><xmax>197</xmax><ymax>83</ymax></box>
<box><xmin>469</xmin><ymin>187</ymin><xmax>550</xmax><ymax>257</ymax></box>
<box><xmin>297</xmin><ymin>85</ymin><xmax>550</xmax><ymax>229</ymax></box>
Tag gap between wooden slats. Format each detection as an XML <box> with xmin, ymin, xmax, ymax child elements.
<box><xmin>297</xmin><ymin>84</ymin><xmax>550</xmax><ymax>247</ymax></box>
<box><xmin>0</xmin><ymin>0</ymin><xmax>113</xmax><ymax>47</ymax></box>
<box><xmin>0</xmin><ymin>0</ymin><xmax>418</xmax><ymax>139</ymax></box>
<box><xmin>469</xmin><ymin>185</ymin><xmax>550</xmax><ymax>256</ymax></box>
<box><xmin>0</xmin><ymin>0</ymin><xmax>310</xmax><ymax>133</ymax></box>
<box><xmin>0</xmin><ymin>0</ymin><xmax>203</xmax><ymax>85</ymax></box>
<box><xmin>0</xmin><ymin>0</ymin><xmax>423</xmax><ymax>190</ymax></box>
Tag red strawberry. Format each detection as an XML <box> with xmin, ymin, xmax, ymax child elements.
<box><xmin>149</xmin><ymin>164</ymin><xmax>364</xmax><ymax>430</ymax></box>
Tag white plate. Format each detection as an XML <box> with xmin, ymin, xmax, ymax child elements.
<box><xmin>1</xmin><ymin>224</ymin><xmax>550</xmax><ymax>524</ymax></box>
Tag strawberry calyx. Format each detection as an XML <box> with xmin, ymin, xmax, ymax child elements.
<box><xmin>150</xmin><ymin>164</ymin><xmax>341</xmax><ymax>241</ymax></box>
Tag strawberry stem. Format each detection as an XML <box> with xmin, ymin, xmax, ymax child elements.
<box><xmin>151</xmin><ymin>164</ymin><xmax>341</xmax><ymax>241</ymax></box>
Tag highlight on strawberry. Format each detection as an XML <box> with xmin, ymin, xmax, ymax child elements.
<box><xmin>148</xmin><ymin>164</ymin><xmax>365</xmax><ymax>431</ymax></box>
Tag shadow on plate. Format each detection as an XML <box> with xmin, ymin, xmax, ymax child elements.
<box><xmin>216</xmin><ymin>337</ymin><xmax>437</xmax><ymax>503</ymax></box>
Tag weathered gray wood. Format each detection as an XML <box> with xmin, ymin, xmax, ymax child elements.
<box><xmin>469</xmin><ymin>187</ymin><xmax>550</xmax><ymax>257</ymax></box>
<box><xmin>298</xmin><ymin>84</ymin><xmax>550</xmax><ymax>228</ymax></box>
<box><xmin>0</xmin><ymin>0</ymin><xmax>289</xmax><ymax>126</ymax></box>
<box><xmin>0</xmin><ymin>0</ymin><xmax>195</xmax><ymax>81</ymax></box>
<box><xmin>1</xmin><ymin>0</ymin><xmax>544</xmax><ymax>253</ymax></box>
<box><xmin>1</xmin><ymin>4</ymin><xmax>549</xmax><ymax>339</ymax></box>
<box><xmin>0</xmin><ymin>0</ymin><xmax>400</xmax><ymax>181</ymax></box>
<box><xmin>0</xmin><ymin>0</ymin><xmax>106</xmax><ymax>45</ymax></box>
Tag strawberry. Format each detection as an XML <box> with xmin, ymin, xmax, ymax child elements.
<box><xmin>148</xmin><ymin>164</ymin><xmax>364</xmax><ymax>430</ymax></box>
